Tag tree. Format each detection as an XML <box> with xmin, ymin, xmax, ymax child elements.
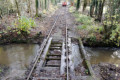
<box><xmin>90</xmin><ymin>0</ymin><xmax>95</xmax><ymax>17</ymax></box>
<box><xmin>27</xmin><ymin>0</ymin><xmax>31</xmax><ymax>16</ymax></box>
<box><xmin>76</xmin><ymin>0</ymin><xmax>80</xmax><ymax>11</ymax></box>
<box><xmin>45</xmin><ymin>0</ymin><xmax>47</xmax><ymax>9</ymax></box>
<box><xmin>0</xmin><ymin>8</ymin><xmax>2</xmax><ymax>19</ymax></box>
<box><xmin>102</xmin><ymin>0</ymin><xmax>120</xmax><ymax>45</ymax></box>
<box><xmin>83</xmin><ymin>0</ymin><xmax>87</xmax><ymax>11</ymax></box>
<box><xmin>96</xmin><ymin>0</ymin><xmax>105</xmax><ymax>22</ymax></box>
<box><xmin>15</xmin><ymin>0</ymin><xmax>20</xmax><ymax>16</ymax></box>
<box><xmin>35</xmin><ymin>0</ymin><xmax>39</xmax><ymax>16</ymax></box>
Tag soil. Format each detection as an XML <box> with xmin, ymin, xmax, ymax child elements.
<box><xmin>92</xmin><ymin>63</ymin><xmax>120</xmax><ymax>80</ymax></box>
<box><xmin>74</xmin><ymin>64</ymin><xmax>89</xmax><ymax>76</ymax></box>
<box><xmin>0</xmin><ymin>64</ymin><xmax>9</xmax><ymax>80</ymax></box>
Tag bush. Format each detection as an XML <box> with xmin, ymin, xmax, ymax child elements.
<box><xmin>110</xmin><ymin>25</ymin><xmax>120</xmax><ymax>46</ymax></box>
<box><xmin>14</xmin><ymin>16</ymin><xmax>36</xmax><ymax>34</ymax></box>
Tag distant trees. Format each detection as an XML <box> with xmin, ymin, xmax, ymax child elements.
<box><xmin>75</xmin><ymin>0</ymin><xmax>105</xmax><ymax>22</ymax></box>
<box><xmin>0</xmin><ymin>0</ymin><xmax>61</xmax><ymax>17</ymax></box>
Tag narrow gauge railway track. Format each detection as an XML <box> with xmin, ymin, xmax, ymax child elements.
<box><xmin>26</xmin><ymin>12</ymin><xmax>59</xmax><ymax>80</ymax></box>
<box><xmin>26</xmin><ymin>7</ymin><xmax>69</xmax><ymax>80</ymax></box>
<box><xmin>27</xmin><ymin>7</ymin><xmax>96</xmax><ymax>80</ymax></box>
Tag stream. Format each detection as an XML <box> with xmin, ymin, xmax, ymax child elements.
<box><xmin>85</xmin><ymin>47</ymin><xmax>120</xmax><ymax>65</ymax></box>
<box><xmin>0</xmin><ymin>44</ymin><xmax>39</xmax><ymax>80</ymax></box>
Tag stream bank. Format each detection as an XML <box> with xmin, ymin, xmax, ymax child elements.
<box><xmin>85</xmin><ymin>47</ymin><xmax>120</xmax><ymax>80</ymax></box>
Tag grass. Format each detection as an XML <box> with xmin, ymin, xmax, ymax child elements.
<box><xmin>74</xmin><ymin>13</ymin><xmax>102</xmax><ymax>34</ymax></box>
<box><xmin>69</xmin><ymin>8</ymin><xmax>103</xmax><ymax>42</ymax></box>
<box><xmin>75</xmin><ymin>14</ymin><xmax>94</xmax><ymax>25</ymax></box>
<box><xmin>0</xmin><ymin>68</ymin><xmax>2</xmax><ymax>73</ymax></box>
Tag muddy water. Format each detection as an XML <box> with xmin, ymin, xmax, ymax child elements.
<box><xmin>85</xmin><ymin>47</ymin><xmax>120</xmax><ymax>65</ymax></box>
<box><xmin>0</xmin><ymin>44</ymin><xmax>39</xmax><ymax>79</ymax></box>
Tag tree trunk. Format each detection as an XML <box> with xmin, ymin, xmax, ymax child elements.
<box><xmin>0</xmin><ymin>8</ymin><xmax>2</xmax><ymax>19</ymax></box>
<box><xmin>27</xmin><ymin>0</ymin><xmax>31</xmax><ymax>16</ymax></box>
<box><xmin>97</xmin><ymin>0</ymin><xmax>105</xmax><ymax>22</ymax></box>
<box><xmin>83</xmin><ymin>0</ymin><xmax>87</xmax><ymax>11</ymax></box>
<box><xmin>90</xmin><ymin>0</ymin><xmax>95</xmax><ymax>17</ymax></box>
<box><xmin>76</xmin><ymin>0</ymin><xmax>80</xmax><ymax>11</ymax></box>
<box><xmin>15</xmin><ymin>0</ymin><xmax>20</xmax><ymax>16</ymax></box>
<box><xmin>95</xmin><ymin>0</ymin><xmax>98</xmax><ymax>16</ymax></box>
<box><xmin>35</xmin><ymin>0</ymin><xmax>39</xmax><ymax>16</ymax></box>
<box><xmin>90</xmin><ymin>5</ymin><xmax>94</xmax><ymax>17</ymax></box>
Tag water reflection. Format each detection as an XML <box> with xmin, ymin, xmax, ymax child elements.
<box><xmin>85</xmin><ymin>47</ymin><xmax>120</xmax><ymax>64</ymax></box>
<box><xmin>0</xmin><ymin>44</ymin><xmax>39</xmax><ymax>79</ymax></box>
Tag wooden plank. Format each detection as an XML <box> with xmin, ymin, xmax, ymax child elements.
<box><xmin>60</xmin><ymin>42</ymin><xmax>66</xmax><ymax>75</ymax></box>
<box><xmin>45</xmin><ymin>64</ymin><xmax>60</xmax><ymax>67</ymax></box>
<box><xmin>51</xmin><ymin>45</ymin><xmax>62</xmax><ymax>47</ymax></box>
<box><xmin>51</xmin><ymin>42</ymin><xmax>62</xmax><ymax>44</ymax></box>
<box><xmin>33</xmin><ymin>77</ymin><xmax>62</xmax><ymax>80</ymax></box>
<box><xmin>78</xmin><ymin>38</ymin><xmax>98</xmax><ymax>80</ymax></box>
<box><xmin>35</xmin><ymin>38</ymin><xmax>52</xmax><ymax>74</ymax></box>
<box><xmin>50</xmin><ymin>47</ymin><xmax>61</xmax><ymax>50</ymax></box>
<box><xmin>46</xmin><ymin>57</ymin><xmax>61</xmax><ymax>60</ymax></box>
<box><xmin>47</xmin><ymin>54</ymin><xmax>61</xmax><ymax>56</ymax></box>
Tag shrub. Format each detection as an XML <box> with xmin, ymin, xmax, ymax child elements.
<box><xmin>14</xmin><ymin>16</ymin><xmax>36</xmax><ymax>34</ymax></box>
<box><xmin>110</xmin><ymin>25</ymin><xmax>120</xmax><ymax>46</ymax></box>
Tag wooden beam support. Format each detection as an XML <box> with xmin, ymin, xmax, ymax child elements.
<box><xmin>78</xmin><ymin>38</ymin><xmax>98</xmax><ymax>80</ymax></box>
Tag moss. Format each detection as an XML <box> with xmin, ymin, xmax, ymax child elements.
<box><xmin>0</xmin><ymin>68</ymin><xmax>2</xmax><ymax>73</ymax></box>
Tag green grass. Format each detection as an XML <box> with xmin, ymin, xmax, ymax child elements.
<box><xmin>74</xmin><ymin>12</ymin><xmax>103</xmax><ymax>33</ymax></box>
<box><xmin>75</xmin><ymin>14</ymin><xmax>94</xmax><ymax>25</ymax></box>
<box><xmin>0</xmin><ymin>68</ymin><xmax>2</xmax><ymax>73</ymax></box>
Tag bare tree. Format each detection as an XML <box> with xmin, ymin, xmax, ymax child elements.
<box><xmin>15</xmin><ymin>0</ymin><xmax>20</xmax><ymax>16</ymax></box>
<box><xmin>35</xmin><ymin>0</ymin><xmax>39</xmax><ymax>16</ymax></box>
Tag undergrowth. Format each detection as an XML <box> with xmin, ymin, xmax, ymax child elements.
<box><xmin>69</xmin><ymin>8</ymin><xmax>104</xmax><ymax>46</ymax></box>
<box><xmin>74</xmin><ymin>12</ymin><xmax>103</xmax><ymax>38</ymax></box>
<box><xmin>14</xmin><ymin>16</ymin><xmax>36</xmax><ymax>34</ymax></box>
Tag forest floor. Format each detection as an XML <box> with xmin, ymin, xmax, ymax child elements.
<box><xmin>0</xmin><ymin>6</ymin><xmax>58</xmax><ymax>44</ymax></box>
